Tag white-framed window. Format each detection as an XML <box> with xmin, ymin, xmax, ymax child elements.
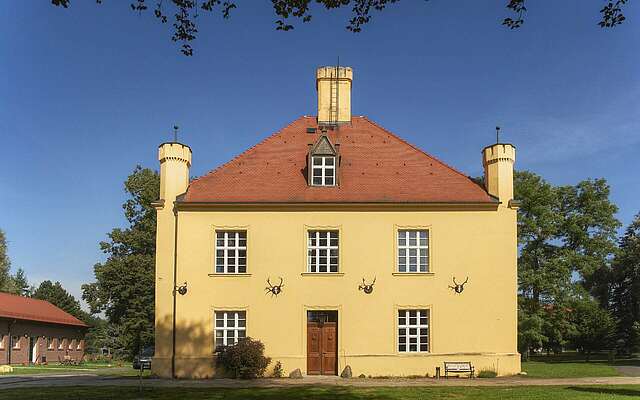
<box><xmin>307</xmin><ymin>230</ymin><xmax>339</xmax><ymax>272</ymax></box>
<box><xmin>58</xmin><ymin>338</ymin><xmax>64</xmax><ymax>350</ymax></box>
<box><xmin>311</xmin><ymin>156</ymin><xmax>336</xmax><ymax>186</ymax></box>
<box><xmin>68</xmin><ymin>339</ymin><xmax>74</xmax><ymax>350</ymax></box>
<box><xmin>398</xmin><ymin>230</ymin><xmax>429</xmax><ymax>273</ymax></box>
<box><xmin>77</xmin><ymin>340</ymin><xmax>82</xmax><ymax>350</ymax></box>
<box><xmin>12</xmin><ymin>336</ymin><xmax>20</xmax><ymax>350</ymax></box>
<box><xmin>215</xmin><ymin>231</ymin><xmax>247</xmax><ymax>274</ymax></box>
<box><xmin>0</xmin><ymin>335</ymin><xmax>4</xmax><ymax>350</ymax></box>
<box><xmin>398</xmin><ymin>309</ymin><xmax>429</xmax><ymax>353</ymax></box>
<box><xmin>47</xmin><ymin>337</ymin><xmax>53</xmax><ymax>350</ymax></box>
<box><xmin>214</xmin><ymin>311</ymin><xmax>246</xmax><ymax>351</ymax></box>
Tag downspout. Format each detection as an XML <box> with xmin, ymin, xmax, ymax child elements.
<box><xmin>170</xmin><ymin>205</ymin><xmax>179</xmax><ymax>379</ymax></box>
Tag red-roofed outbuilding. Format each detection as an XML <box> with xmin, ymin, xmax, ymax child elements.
<box><xmin>0</xmin><ymin>292</ymin><xmax>88</xmax><ymax>365</ymax></box>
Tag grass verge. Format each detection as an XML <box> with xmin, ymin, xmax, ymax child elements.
<box><xmin>1</xmin><ymin>385</ymin><xmax>640</xmax><ymax>400</ymax></box>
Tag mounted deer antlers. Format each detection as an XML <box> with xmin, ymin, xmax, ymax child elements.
<box><xmin>265</xmin><ymin>277</ymin><xmax>284</xmax><ymax>297</ymax></box>
<box><xmin>358</xmin><ymin>277</ymin><xmax>376</xmax><ymax>294</ymax></box>
<box><xmin>449</xmin><ymin>277</ymin><xmax>468</xmax><ymax>294</ymax></box>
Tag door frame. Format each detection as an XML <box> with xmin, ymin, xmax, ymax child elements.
<box><xmin>303</xmin><ymin>306</ymin><xmax>341</xmax><ymax>376</ymax></box>
<box><xmin>29</xmin><ymin>337</ymin><xmax>37</xmax><ymax>364</ymax></box>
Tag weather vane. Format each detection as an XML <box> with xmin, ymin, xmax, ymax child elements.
<box><xmin>173</xmin><ymin>125</ymin><xmax>179</xmax><ymax>143</ymax></box>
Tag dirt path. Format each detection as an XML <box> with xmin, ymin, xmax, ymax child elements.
<box><xmin>1</xmin><ymin>374</ymin><xmax>640</xmax><ymax>389</ymax></box>
<box><xmin>615</xmin><ymin>365</ymin><xmax>640</xmax><ymax>377</ymax></box>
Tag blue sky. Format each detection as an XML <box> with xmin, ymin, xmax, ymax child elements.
<box><xmin>1</xmin><ymin>1</ymin><xmax>638</xmax><ymax>305</ymax></box>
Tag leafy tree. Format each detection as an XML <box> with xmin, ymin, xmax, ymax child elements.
<box><xmin>51</xmin><ymin>1</ymin><xmax>633</xmax><ymax>56</ymax></box>
<box><xmin>0</xmin><ymin>229</ymin><xmax>12</xmax><ymax>291</ymax></box>
<box><xmin>569</xmin><ymin>295</ymin><xmax>616</xmax><ymax>361</ymax></box>
<box><xmin>33</xmin><ymin>280</ymin><xmax>86</xmax><ymax>321</ymax></box>
<box><xmin>611</xmin><ymin>213</ymin><xmax>640</xmax><ymax>352</ymax></box>
<box><xmin>82</xmin><ymin>166</ymin><xmax>159</xmax><ymax>359</ymax></box>
<box><xmin>515</xmin><ymin>171</ymin><xmax>620</xmax><ymax>357</ymax></box>
<box><xmin>558</xmin><ymin>179</ymin><xmax>620</xmax><ymax>305</ymax></box>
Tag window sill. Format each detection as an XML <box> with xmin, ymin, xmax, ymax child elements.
<box><xmin>301</xmin><ymin>272</ymin><xmax>345</xmax><ymax>277</ymax></box>
<box><xmin>392</xmin><ymin>272</ymin><xmax>434</xmax><ymax>276</ymax></box>
<box><xmin>208</xmin><ymin>273</ymin><xmax>252</xmax><ymax>277</ymax></box>
<box><xmin>396</xmin><ymin>352</ymin><xmax>432</xmax><ymax>356</ymax></box>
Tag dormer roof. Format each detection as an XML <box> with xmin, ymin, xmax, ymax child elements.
<box><xmin>310</xmin><ymin>134</ymin><xmax>337</xmax><ymax>156</ymax></box>
<box><xmin>183</xmin><ymin>116</ymin><xmax>495</xmax><ymax>204</ymax></box>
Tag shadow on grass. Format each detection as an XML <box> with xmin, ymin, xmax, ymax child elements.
<box><xmin>568</xmin><ymin>386</ymin><xmax>640</xmax><ymax>397</ymax></box>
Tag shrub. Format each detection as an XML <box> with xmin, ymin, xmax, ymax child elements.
<box><xmin>217</xmin><ymin>337</ymin><xmax>271</xmax><ymax>379</ymax></box>
<box><xmin>477</xmin><ymin>369</ymin><xmax>498</xmax><ymax>378</ymax></box>
<box><xmin>272</xmin><ymin>361</ymin><xmax>284</xmax><ymax>378</ymax></box>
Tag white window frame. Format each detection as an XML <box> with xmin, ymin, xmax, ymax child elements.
<box><xmin>68</xmin><ymin>339</ymin><xmax>74</xmax><ymax>350</ymax></box>
<box><xmin>215</xmin><ymin>231</ymin><xmax>247</xmax><ymax>274</ymax></box>
<box><xmin>398</xmin><ymin>309</ymin><xmax>430</xmax><ymax>353</ymax></box>
<box><xmin>397</xmin><ymin>230</ymin><xmax>429</xmax><ymax>273</ymax></box>
<box><xmin>12</xmin><ymin>336</ymin><xmax>20</xmax><ymax>350</ymax></box>
<box><xmin>58</xmin><ymin>338</ymin><xmax>64</xmax><ymax>350</ymax></box>
<box><xmin>214</xmin><ymin>311</ymin><xmax>246</xmax><ymax>351</ymax></box>
<box><xmin>76</xmin><ymin>340</ymin><xmax>82</xmax><ymax>350</ymax></box>
<box><xmin>311</xmin><ymin>156</ymin><xmax>336</xmax><ymax>186</ymax></box>
<box><xmin>0</xmin><ymin>335</ymin><xmax>4</xmax><ymax>350</ymax></box>
<box><xmin>47</xmin><ymin>337</ymin><xmax>53</xmax><ymax>350</ymax></box>
<box><xmin>307</xmin><ymin>230</ymin><xmax>339</xmax><ymax>273</ymax></box>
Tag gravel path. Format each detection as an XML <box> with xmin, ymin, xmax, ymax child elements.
<box><xmin>1</xmin><ymin>374</ymin><xmax>640</xmax><ymax>389</ymax></box>
<box><xmin>615</xmin><ymin>365</ymin><xmax>640</xmax><ymax>377</ymax></box>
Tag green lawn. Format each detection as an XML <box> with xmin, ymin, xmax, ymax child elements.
<box><xmin>522</xmin><ymin>361</ymin><xmax>620</xmax><ymax>378</ymax></box>
<box><xmin>1</xmin><ymin>386</ymin><xmax>640</xmax><ymax>400</ymax></box>
<box><xmin>0</xmin><ymin>363</ymin><xmax>148</xmax><ymax>377</ymax></box>
<box><xmin>521</xmin><ymin>352</ymin><xmax>639</xmax><ymax>378</ymax></box>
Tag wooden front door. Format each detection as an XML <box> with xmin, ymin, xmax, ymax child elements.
<box><xmin>307</xmin><ymin>320</ymin><xmax>338</xmax><ymax>375</ymax></box>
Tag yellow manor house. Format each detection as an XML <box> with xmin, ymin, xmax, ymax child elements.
<box><xmin>152</xmin><ymin>66</ymin><xmax>520</xmax><ymax>379</ymax></box>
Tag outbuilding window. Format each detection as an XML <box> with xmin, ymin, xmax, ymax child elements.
<box><xmin>47</xmin><ymin>338</ymin><xmax>53</xmax><ymax>350</ymax></box>
<box><xmin>311</xmin><ymin>156</ymin><xmax>336</xmax><ymax>186</ymax></box>
<box><xmin>12</xmin><ymin>336</ymin><xmax>19</xmax><ymax>350</ymax></box>
<box><xmin>398</xmin><ymin>309</ymin><xmax>429</xmax><ymax>353</ymax></box>
<box><xmin>0</xmin><ymin>335</ymin><xmax>4</xmax><ymax>350</ymax></box>
<box><xmin>214</xmin><ymin>311</ymin><xmax>246</xmax><ymax>351</ymax></box>
<box><xmin>215</xmin><ymin>231</ymin><xmax>247</xmax><ymax>274</ymax></box>
<box><xmin>397</xmin><ymin>230</ymin><xmax>429</xmax><ymax>273</ymax></box>
<box><xmin>307</xmin><ymin>230</ymin><xmax>339</xmax><ymax>273</ymax></box>
<box><xmin>58</xmin><ymin>338</ymin><xmax>64</xmax><ymax>350</ymax></box>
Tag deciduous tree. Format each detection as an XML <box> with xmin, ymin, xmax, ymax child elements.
<box><xmin>51</xmin><ymin>1</ymin><xmax>633</xmax><ymax>56</ymax></box>
<box><xmin>82</xmin><ymin>166</ymin><xmax>159</xmax><ymax>359</ymax></box>
<box><xmin>611</xmin><ymin>213</ymin><xmax>640</xmax><ymax>352</ymax></box>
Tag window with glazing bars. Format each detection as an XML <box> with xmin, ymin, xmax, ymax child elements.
<box><xmin>398</xmin><ymin>230</ymin><xmax>429</xmax><ymax>272</ymax></box>
<box><xmin>215</xmin><ymin>231</ymin><xmax>247</xmax><ymax>273</ymax></box>
<box><xmin>398</xmin><ymin>309</ymin><xmax>429</xmax><ymax>352</ymax></box>
<box><xmin>311</xmin><ymin>156</ymin><xmax>336</xmax><ymax>186</ymax></box>
<box><xmin>307</xmin><ymin>230</ymin><xmax>339</xmax><ymax>272</ymax></box>
<box><xmin>214</xmin><ymin>311</ymin><xmax>246</xmax><ymax>351</ymax></box>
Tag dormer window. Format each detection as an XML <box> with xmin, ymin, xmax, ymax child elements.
<box><xmin>308</xmin><ymin>133</ymin><xmax>339</xmax><ymax>187</ymax></box>
<box><xmin>312</xmin><ymin>156</ymin><xmax>335</xmax><ymax>186</ymax></box>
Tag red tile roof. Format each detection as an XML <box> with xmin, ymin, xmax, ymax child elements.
<box><xmin>0</xmin><ymin>292</ymin><xmax>88</xmax><ymax>327</ymax></box>
<box><xmin>184</xmin><ymin>116</ymin><xmax>495</xmax><ymax>204</ymax></box>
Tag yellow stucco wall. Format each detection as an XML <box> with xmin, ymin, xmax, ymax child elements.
<box><xmin>153</xmin><ymin>203</ymin><xmax>519</xmax><ymax>378</ymax></box>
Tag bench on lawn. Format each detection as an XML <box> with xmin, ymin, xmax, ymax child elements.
<box><xmin>443</xmin><ymin>361</ymin><xmax>475</xmax><ymax>378</ymax></box>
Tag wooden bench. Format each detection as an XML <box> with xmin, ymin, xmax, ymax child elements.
<box><xmin>444</xmin><ymin>361</ymin><xmax>475</xmax><ymax>378</ymax></box>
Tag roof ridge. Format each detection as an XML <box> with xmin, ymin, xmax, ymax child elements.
<box><xmin>360</xmin><ymin>116</ymin><xmax>483</xmax><ymax>186</ymax></box>
<box><xmin>189</xmin><ymin>116</ymin><xmax>306</xmax><ymax>187</ymax></box>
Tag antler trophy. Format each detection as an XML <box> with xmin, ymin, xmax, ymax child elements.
<box><xmin>358</xmin><ymin>277</ymin><xmax>376</xmax><ymax>294</ymax></box>
<box><xmin>449</xmin><ymin>277</ymin><xmax>468</xmax><ymax>294</ymax></box>
<box><xmin>265</xmin><ymin>277</ymin><xmax>284</xmax><ymax>297</ymax></box>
